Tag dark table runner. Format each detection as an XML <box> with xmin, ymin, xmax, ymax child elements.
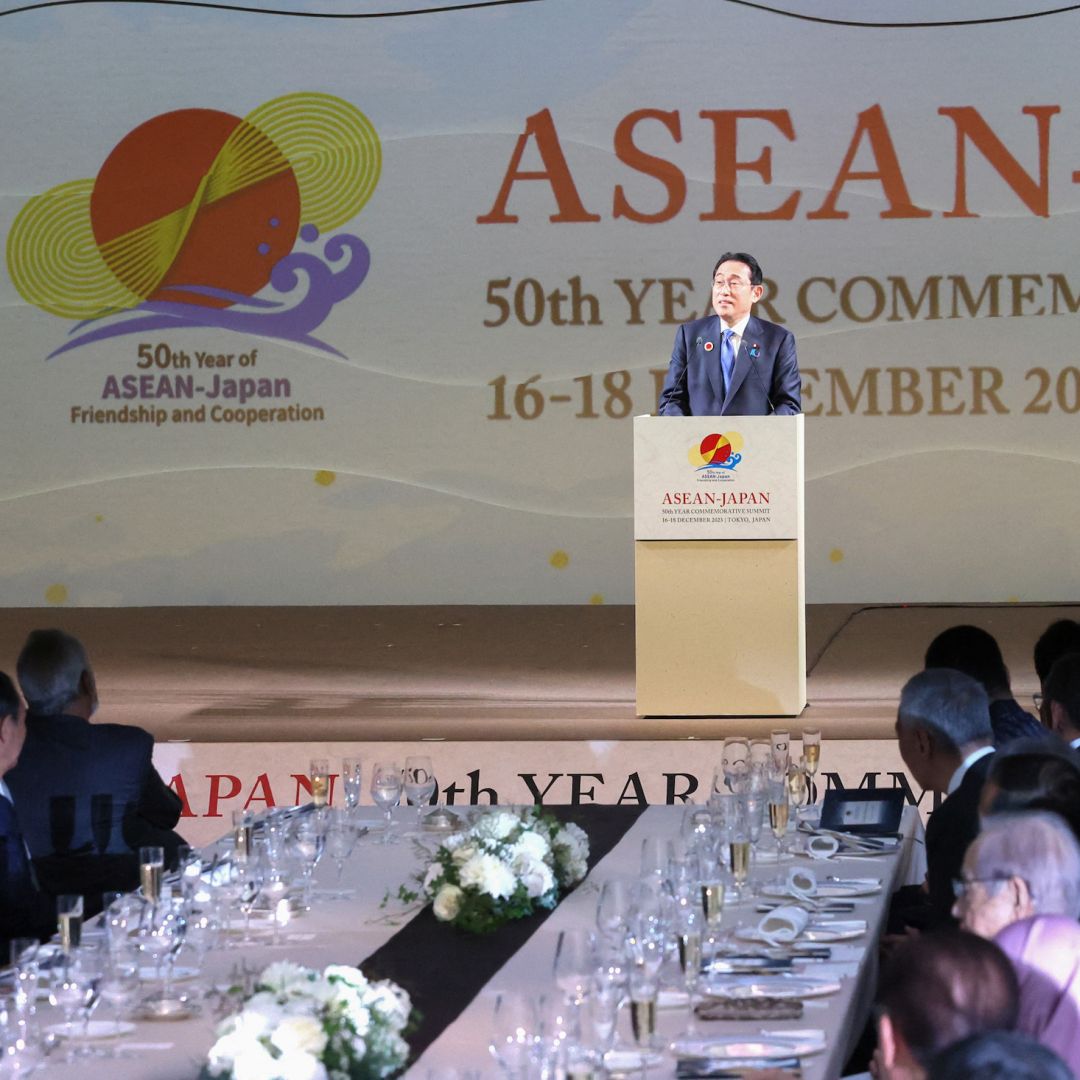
<box><xmin>360</xmin><ymin>803</ymin><xmax>648</xmax><ymax>1070</ymax></box>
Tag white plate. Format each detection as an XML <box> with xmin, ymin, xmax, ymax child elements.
<box><xmin>760</xmin><ymin>881</ymin><xmax>881</xmax><ymax>899</ymax></box>
<box><xmin>604</xmin><ymin>1049</ymin><xmax>663</xmax><ymax>1072</ymax></box>
<box><xmin>657</xmin><ymin>988</ymin><xmax>690</xmax><ymax>1008</ymax></box>
<box><xmin>736</xmin><ymin>921</ymin><xmax>867</xmax><ymax>944</ymax></box>
<box><xmin>701</xmin><ymin>976</ymin><xmax>842</xmax><ymax>1000</ymax></box>
<box><xmin>138</xmin><ymin>965</ymin><xmax>199</xmax><ymax>982</ymax></box>
<box><xmin>673</xmin><ymin>1031</ymin><xmax>827</xmax><ymax>1058</ymax></box>
<box><xmin>46</xmin><ymin>1020</ymin><xmax>135</xmax><ymax>1041</ymax></box>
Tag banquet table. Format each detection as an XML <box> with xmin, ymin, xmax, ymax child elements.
<box><xmin>15</xmin><ymin>804</ymin><xmax>926</xmax><ymax>1080</ymax></box>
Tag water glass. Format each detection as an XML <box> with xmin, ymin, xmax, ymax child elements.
<box><xmin>553</xmin><ymin>928</ymin><xmax>594</xmax><ymax>1004</ymax></box>
<box><xmin>489</xmin><ymin>991</ymin><xmax>538</xmax><ymax>1079</ymax></box>
<box><xmin>341</xmin><ymin>757</ymin><xmax>363</xmax><ymax>809</ymax></box>
<box><xmin>370</xmin><ymin>761</ymin><xmax>402</xmax><ymax>844</ymax></box>
<box><xmin>403</xmin><ymin>755</ymin><xmax>436</xmax><ymax>825</ymax></box>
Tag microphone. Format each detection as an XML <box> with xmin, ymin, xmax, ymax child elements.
<box><xmin>659</xmin><ymin>336</ymin><xmax>699</xmax><ymax>414</ymax></box>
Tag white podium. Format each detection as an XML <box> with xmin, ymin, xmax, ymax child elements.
<box><xmin>634</xmin><ymin>415</ymin><xmax>806</xmax><ymax>717</ymax></box>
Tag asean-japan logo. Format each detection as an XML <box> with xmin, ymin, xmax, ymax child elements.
<box><xmin>689</xmin><ymin>432</ymin><xmax>744</xmax><ymax>472</ymax></box>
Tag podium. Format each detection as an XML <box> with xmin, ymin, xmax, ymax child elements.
<box><xmin>634</xmin><ymin>415</ymin><xmax>805</xmax><ymax>717</ymax></box>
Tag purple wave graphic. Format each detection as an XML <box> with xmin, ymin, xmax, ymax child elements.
<box><xmin>49</xmin><ymin>230</ymin><xmax>370</xmax><ymax>360</ymax></box>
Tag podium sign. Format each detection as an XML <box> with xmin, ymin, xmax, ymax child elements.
<box><xmin>634</xmin><ymin>415</ymin><xmax>806</xmax><ymax>718</ymax></box>
<box><xmin>635</xmin><ymin>417</ymin><xmax>801</xmax><ymax>541</ymax></box>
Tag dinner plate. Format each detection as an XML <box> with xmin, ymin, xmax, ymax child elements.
<box><xmin>700</xmin><ymin>976</ymin><xmax>842</xmax><ymax>1000</ymax></box>
<box><xmin>760</xmin><ymin>881</ymin><xmax>881</xmax><ymax>899</ymax></box>
<box><xmin>46</xmin><ymin>1020</ymin><xmax>135</xmax><ymax>1041</ymax></box>
<box><xmin>605</xmin><ymin>1049</ymin><xmax>664</xmax><ymax>1072</ymax></box>
<box><xmin>736</xmin><ymin>920</ymin><xmax>867</xmax><ymax>944</ymax></box>
<box><xmin>672</xmin><ymin>1031</ymin><xmax>827</xmax><ymax>1058</ymax></box>
<box><xmin>138</xmin><ymin>964</ymin><xmax>199</xmax><ymax>982</ymax></box>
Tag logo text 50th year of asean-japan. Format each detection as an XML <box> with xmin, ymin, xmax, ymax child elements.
<box><xmin>689</xmin><ymin>432</ymin><xmax>743</xmax><ymax>481</ymax></box>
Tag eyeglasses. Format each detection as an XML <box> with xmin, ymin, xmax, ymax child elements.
<box><xmin>952</xmin><ymin>873</ymin><xmax>1028</xmax><ymax>900</ymax></box>
<box><xmin>713</xmin><ymin>277</ymin><xmax>754</xmax><ymax>293</ymax></box>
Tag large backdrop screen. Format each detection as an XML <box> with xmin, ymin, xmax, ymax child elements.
<box><xmin>2</xmin><ymin>0</ymin><xmax>1077</xmax><ymax>606</ymax></box>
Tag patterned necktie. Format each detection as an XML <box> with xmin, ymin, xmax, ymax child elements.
<box><xmin>720</xmin><ymin>328</ymin><xmax>736</xmax><ymax>396</ymax></box>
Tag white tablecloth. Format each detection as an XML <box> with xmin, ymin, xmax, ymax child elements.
<box><xmin>25</xmin><ymin>804</ymin><xmax>925</xmax><ymax>1079</ymax></box>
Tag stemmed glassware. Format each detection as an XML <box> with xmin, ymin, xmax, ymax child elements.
<box><xmin>324</xmin><ymin>810</ymin><xmax>357</xmax><ymax>898</ymax></box>
<box><xmin>341</xmin><ymin>757</ymin><xmax>363</xmax><ymax>813</ymax></box>
<box><xmin>56</xmin><ymin>894</ymin><xmax>84</xmax><ymax>956</ymax></box>
<box><xmin>49</xmin><ymin>945</ymin><xmax>100</xmax><ymax>1060</ymax></box>
<box><xmin>767</xmin><ymin>774</ymin><xmax>791</xmax><ymax>857</ymax></box>
<box><xmin>138</xmin><ymin>846</ymin><xmax>164</xmax><ymax>905</ymax></box>
<box><xmin>371</xmin><ymin>761</ymin><xmax>403</xmax><ymax>844</ymax></box>
<box><xmin>595</xmin><ymin>879</ymin><xmax>632</xmax><ymax>946</ymax></box>
<box><xmin>309</xmin><ymin>758</ymin><xmax>331</xmax><ymax>808</ymax></box>
<box><xmin>291</xmin><ymin>813</ymin><xmax>328</xmax><ymax>904</ymax></box>
<box><xmin>801</xmin><ymin>727</ymin><xmax>822</xmax><ymax>802</ymax></box>
<box><xmin>553</xmin><ymin>929</ymin><xmax>594</xmax><ymax>1005</ymax></box>
<box><xmin>403</xmin><ymin>755</ymin><xmax>436</xmax><ymax>827</ymax></box>
<box><xmin>489</xmin><ymin>992</ymin><xmax>538</xmax><ymax>1080</ymax></box>
<box><xmin>137</xmin><ymin>894</ymin><xmax>188</xmax><ymax>1019</ymax></box>
<box><xmin>235</xmin><ymin>852</ymin><xmax>265</xmax><ymax>944</ymax></box>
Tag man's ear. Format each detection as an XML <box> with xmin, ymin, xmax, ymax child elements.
<box><xmin>915</xmin><ymin>726</ymin><xmax>934</xmax><ymax>760</ymax></box>
<box><xmin>878</xmin><ymin>1012</ymin><xmax>898</xmax><ymax>1068</ymax></box>
<box><xmin>1050</xmin><ymin>700</ymin><xmax>1069</xmax><ymax>737</ymax></box>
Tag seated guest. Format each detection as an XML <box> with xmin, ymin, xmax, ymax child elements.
<box><xmin>6</xmin><ymin>629</ymin><xmax>184</xmax><ymax>900</ymax></box>
<box><xmin>979</xmin><ymin>738</ymin><xmax>1080</xmax><ymax>843</ymax></box>
<box><xmin>0</xmin><ymin>672</ymin><xmax>54</xmax><ymax>953</ymax></box>
<box><xmin>994</xmin><ymin>916</ymin><xmax>1080</xmax><ymax>1077</ymax></box>
<box><xmin>1043</xmin><ymin>651</ymin><xmax>1080</xmax><ymax>751</ymax></box>
<box><xmin>872</xmin><ymin>931</ymin><xmax>1019</xmax><ymax>1080</ymax></box>
<box><xmin>928</xmin><ymin>1030</ymin><xmax>1072</xmax><ymax>1080</ymax></box>
<box><xmin>892</xmin><ymin>668</ymin><xmax>995</xmax><ymax>928</ymax></box>
<box><xmin>924</xmin><ymin>625</ymin><xmax>1046</xmax><ymax>745</ymax></box>
<box><xmin>1033</xmin><ymin>618</ymin><xmax>1080</xmax><ymax>724</ymax></box>
<box><xmin>953</xmin><ymin>812</ymin><xmax>1080</xmax><ymax>939</ymax></box>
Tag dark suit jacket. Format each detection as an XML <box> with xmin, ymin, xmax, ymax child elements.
<box><xmin>923</xmin><ymin>751</ymin><xmax>996</xmax><ymax>927</ymax></box>
<box><xmin>6</xmin><ymin>713</ymin><xmax>184</xmax><ymax>897</ymax></box>
<box><xmin>0</xmin><ymin>793</ymin><xmax>54</xmax><ymax>948</ymax></box>
<box><xmin>658</xmin><ymin>313</ymin><xmax>801</xmax><ymax>416</ymax></box>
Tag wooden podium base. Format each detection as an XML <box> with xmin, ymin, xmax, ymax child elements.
<box><xmin>635</xmin><ymin>539</ymin><xmax>806</xmax><ymax>717</ymax></box>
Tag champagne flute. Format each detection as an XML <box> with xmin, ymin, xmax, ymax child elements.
<box><xmin>138</xmin><ymin>846</ymin><xmax>164</xmax><ymax>904</ymax></box>
<box><xmin>231</xmin><ymin>810</ymin><xmax>253</xmax><ymax>858</ymax></box>
<box><xmin>341</xmin><ymin>756</ymin><xmax>363</xmax><ymax>811</ymax></box>
<box><xmin>628</xmin><ymin>971</ymin><xmax>658</xmax><ymax>1050</ymax></box>
<box><xmin>309</xmin><ymin>758</ymin><xmax>331</xmax><ymax>808</ymax></box>
<box><xmin>595</xmin><ymin>879</ymin><xmax>632</xmax><ymax>944</ymax></box>
<box><xmin>802</xmin><ymin>727</ymin><xmax>822</xmax><ymax>804</ymax></box>
<box><xmin>371</xmin><ymin>761</ymin><xmax>402</xmax><ymax>844</ymax></box>
<box><xmin>403</xmin><ymin>755</ymin><xmax>436</xmax><ymax>827</ymax></box>
<box><xmin>57</xmin><ymin>894</ymin><xmax>84</xmax><ymax>956</ymax></box>
<box><xmin>770</xmin><ymin>729</ymin><xmax>791</xmax><ymax>773</ymax></box>
<box><xmin>729</xmin><ymin>836</ymin><xmax>751</xmax><ymax>890</ymax></box>
<box><xmin>676</xmin><ymin>908</ymin><xmax>703</xmax><ymax>1035</ymax></box>
<box><xmin>768</xmin><ymin>780</ymin><xmax>790</xmax><ymax>856</ymax></box>
<box><xmin>325</xmin><ymin>811</ymin><xmax>357</xmax><ymax>897</ymax></box>
<box><xmin>553</xmin><ymin>928</ymin><xmax>593</xmax><ymax>1004</ymax></box>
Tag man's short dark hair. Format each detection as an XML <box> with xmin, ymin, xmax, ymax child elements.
<box><xmin>1034</xmin><ymin>619</ymin><xmax>1080</xmax><ymax>686</ymax></box>
<box><xmin>928</xmin><ymin>1031</ymin><xmax>1072</xmax><ymax>1080</ymax></box>
<box><xmin>987</xmin><ymin>737</ymin><xmax>1080</xmax><ymax>842</ymax></box>
<box><xmin>877</xmin><ymin>931</ymin><xmax>1018</xmax><ymax>1066</ymax></box>
<box><xmin>16</xmin><ymin>629</ymin><xmax>90</xmax><ymax>716</ymax></box>
<box><xmin>925</xmin><ymin>625</ymin><xmax>1011</xmax><ymax>695</ymax></box>
<box><xmin>1045</xmin><ymin>652</ymin><xmax>1080</xmax><ymax>735</ymax></box>
<box><xmin>712</xmin><ymin>251</ymin><xmax>763</xmax><ymax>285</ymax></box>
<box><xmin>0</xmin><ymin>672</ymin><xmax>19</xmax><ymax>721</ymax></box>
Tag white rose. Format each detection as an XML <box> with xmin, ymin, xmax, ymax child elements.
<box><xmin>472</xmin><ymin>810</ymin><xmax>520</xmax><ymax>841</ymax></box>
<box><xmin>459</xmin><ymin>853</ymin><xmax>517</xmax><ymax>899</ymax></box>
<box><xmin>512</xmin><ymin>853</ymin><xmax>555</xmax><ymax>898</ymax></box>
<box><xmin>239</xmin><ymin>993</ymin><xmax>286</xmax><ymax>1037</ymax></box>
<box><xmin>432</xmin><ymin>884</ymin><xmax>464</xmax><ymax>921</ymax></box>
<box><xmin>511</xmin><ymin>830</ymin><xmax>551</xmax><ymax>861</ymax></box>
<box><xmin>270</xmin><ymin>1015</ymin><xmax>328</xmax><ymax>1058</ymax></box>
<box><xmin>259</xmin><ymin>962</ymin><xmax>312</xmax><ymax>996</ymax></box>
<box><xmin>324</xmin><ymin>965</ymin><xmax>367</xmax><ymax>992</ymax></box>
<box><xmin>451</xmin><ymin>842</ymin><xmax>478</xmax><ymax>866</ymax></box>
<box><xmin>333</xmin><ymin>985</ymin><xmax>372</xmax><ymax>1035</ymax></box>
<box><xmin>366</xmin><ymin>981</ymin><xmax>411</xmax><ymax>1028</ymax></box>
<box><xmin>274</xmin><ymin>1051</ymin><xmax>328</xmax><ymax>1080</ymax></box>
<box><xmin>229</xmin><ymin>1041</ymin><xmax>280</xmax><ymax>1080</ymax></box>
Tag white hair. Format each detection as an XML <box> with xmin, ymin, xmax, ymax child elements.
<box><xmin>970</xmin><ymin>811</ymin><xmax>1080</xmax><ymax>918</ymax></box>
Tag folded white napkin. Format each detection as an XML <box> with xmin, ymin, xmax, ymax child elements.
<box><xmin>757</xmin><ymin>904</ymin><xmax>810</xmax><ymax>945</ymax></box>
<box><xmin>806</xmin><ymin>834</ymin><xmax>840</xmax><ymax>859</ymax></box>
<box><xmin>786</xmin><ymin>866</ymin><xmax>818</xmax><ymax>901</ymax></box>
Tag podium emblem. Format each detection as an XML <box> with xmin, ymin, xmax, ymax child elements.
<box><xmin>689</xmin><ymin>432</ymin><xmax>744</xmax><ymax>472</ymax></box>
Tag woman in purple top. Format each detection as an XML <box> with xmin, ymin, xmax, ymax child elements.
<box><xmin>995</xmin><ymin>915</ymin><xmax>1080</xmax><ymax>1076</ymax></box>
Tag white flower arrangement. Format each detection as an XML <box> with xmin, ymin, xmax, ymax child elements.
<box><xmin>203</xmin><ymin>961</ymin><xmax>412</xmax><ymax>1080</ymax></box>
<box><xmin>409</xmin><ymin>808</ymin><xmax>590</xmax><ymax>934</ymax></box>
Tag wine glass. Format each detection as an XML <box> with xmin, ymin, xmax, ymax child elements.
<box><xmin>371</xmin><ymin>761</ymin><xmax>403</xmax><ymax>844</ymax></box>
<box><xmin>138</xmin><ymin>895</ymin><xmax>187</xmax><ymax>1018</ymax></box>
<box><xmin>553</xmin><ymin>928</ymin><xmax>594</xmax><ymax>1004</ymax></box>
<box><xmin>309</xmin><ymin>758</ymin><xmax>331</xmax><ymax>808</ymax></box>
<box><xmin>595</xmin><ymin>879</ymin><xmax>632</xmax><ymax>945</ymax></box>
<box><xmin>770</xmin><ymin>729</ymin><xmax>791</xmax><ymax>773</ymax></box>
<box><xmin>489</xmin><ymin>992</ymin><xmax>538</xmax><ymax>1080</ymax></box>
<box><xmin>99</xmin><ymin>950</ymin><xmax>140</xmax><ymax>1035</ymax></box>
<box><xmin>49</xmin><ymin>950</ymin><xmax>96</xmax><ymax>1060</ymax></box>
<box><xmin>324</xmin><ymin>811</ymin><xmax>357</xmax><ymax>897</ymax></box>
<box><xmin>138</xmin><ymin>846</ymin><xmax>164</xmax><ymax>904</ymax></box>
<box><xmin>235</xmin><ymin>853</ymin><xmax>265</xmax><ymax>944</ymax></box>
<box><xmin>403</xmin><ymin>755</ymin><xmax>436</xmax><ymax>827</ymax></box>
<box><xmin>677</xmin><ymin>907</ymin><xmax>704</xmax><ymax>1036</ymax></box>
<box><xmin>802</xmin><ymin>727</ymin><xmax>822</xmax><ymax>802</ymax></box>
<box><xmin>341</xmin><ymin>757</ymin><xmax>363</xmax><ymax>811</ymax></box>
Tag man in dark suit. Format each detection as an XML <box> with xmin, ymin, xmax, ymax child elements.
<box><xmin>657</xmin><ymin>251</ymin><xmax>801</xmax><ymax>416</ymax></box>
<box><xmin>6</xmin><ymin>629</ymin><xmax>184</xmax><ymax>902</ymax></box>
<box><xmin>0</xmin><ymin>671</ymin><xmax>54</xmax><ymax>951</ymax></box>
<box><xmin>892</xmin><ymin>668</ymin><xmax>995</xmax><ymax>930</ymax></box>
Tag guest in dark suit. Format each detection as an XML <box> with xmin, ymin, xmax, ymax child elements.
<box><xmin>1043</xmin><ymin>652</ymin><xmax>1080</xmax><ymax>751</ymax></box>
<box><xmin>924</xmin><ymin>625</ymin><xmax>1047</xmax><ymax>747</ymax></box>
<box><xmin>6</xmin><ymin>629</ymin><xmax>185</xmax><ymax>904</ymax></box>
<box><xmin>892</xmin><ymin>668</ymin><xmax>995</xmax><ymax>930</ymax></box>
<box><xmin>0</xmin><ymin>671</ymin><xmax>54</xmax><ymax>952</ymax></box>
<box><xmin>1033</xmin><ymin>618</ymin><xmax>1080</xmax><ymax>725</ymax></box>
<box><xmin>657</xmin><ymin>252</ymin><xmax>801</xmax><ymax>416</ymax></box>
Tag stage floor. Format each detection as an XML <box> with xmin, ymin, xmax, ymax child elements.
<box><xmin>0</xmin><ymin>602</ymin><xmax>1075</xmax><ymax>743</ymax></box>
